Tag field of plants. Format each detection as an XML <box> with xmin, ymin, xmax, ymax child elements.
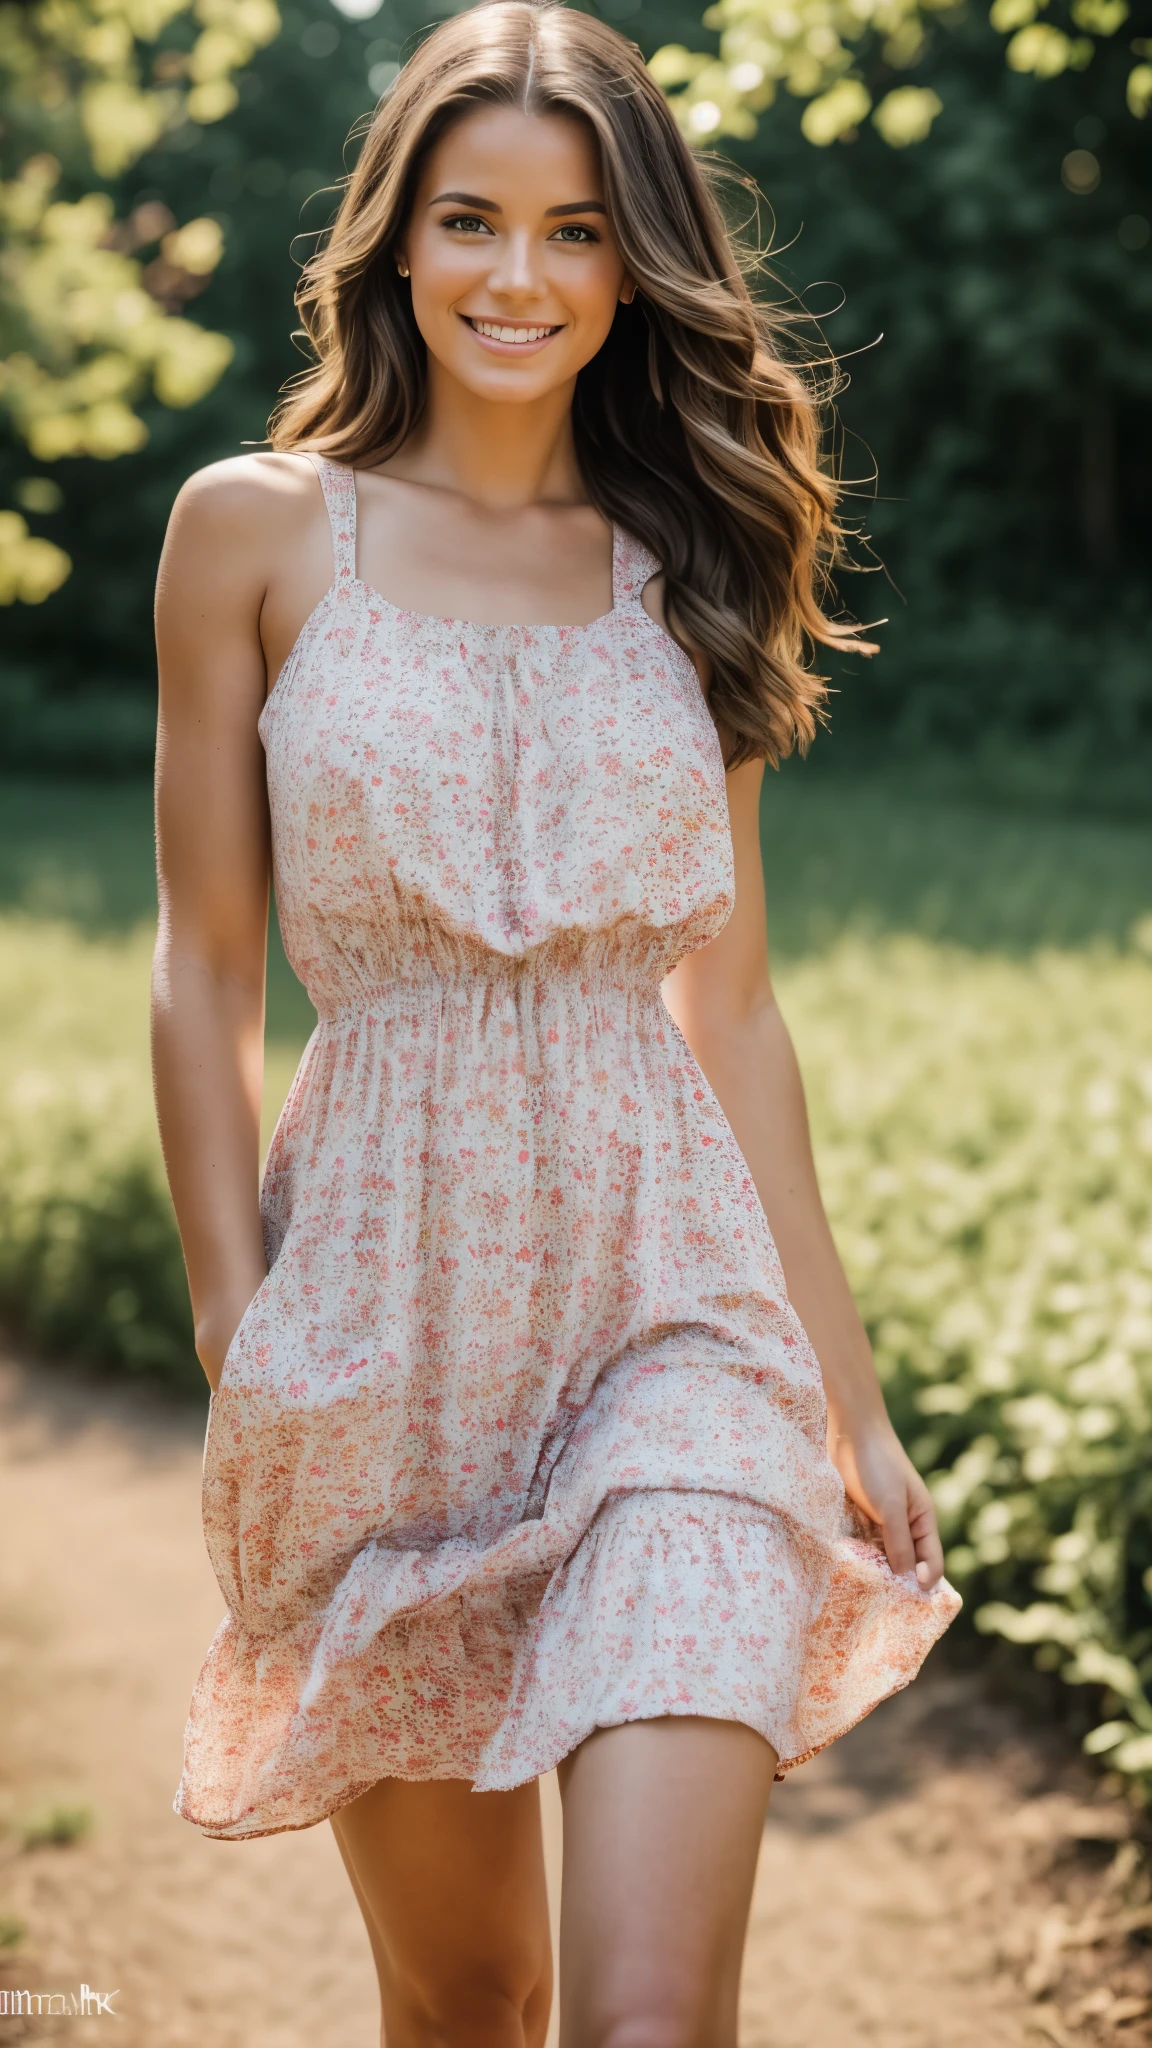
<box><xmin>2</xmin><ymin>771</ymin><xmax>1151</xmax><ymax>1797</ymax></box>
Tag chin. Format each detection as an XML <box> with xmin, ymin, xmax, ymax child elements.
<box><xmin>453</xmin><ymin>362</ymin><xmax>569</xmax><ymax>402</ymax></box>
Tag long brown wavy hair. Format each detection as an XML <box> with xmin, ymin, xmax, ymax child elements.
<box><xmin>271</xmin><ymin>0</ymin><xmax>869</xmax><ymax>766</ymax></box>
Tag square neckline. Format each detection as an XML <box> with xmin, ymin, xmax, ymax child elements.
<box><xmin>337</xmin><ymin>457</ymin><xmax>631</xmax><ymax>636</ymax></box>
<box><xmin>258</xmin><ymin>453</ymin><xmax>684</xmax><ymax>739</ymax></box>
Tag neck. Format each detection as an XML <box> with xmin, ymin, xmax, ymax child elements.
<box><xmin>384</xmin><ymin>360</ymin><xmax>586</xmax><ymax>512</ymax></box>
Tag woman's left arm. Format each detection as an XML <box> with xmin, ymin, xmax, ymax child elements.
<box><xmin>661</xmin><ymin>757</ymin><xmax>945</xmax><ymax>1591</ymax></box>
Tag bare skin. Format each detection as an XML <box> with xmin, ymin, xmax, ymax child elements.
<box><xmin>153</xmin><ymin>103</ymin><xmax>944</xmax><ymax>2048</ymax></box>
<box><xmin>329</xmin><ymin>1778</ymin><xmax>553</xmax><ymax>2046</ymax></box>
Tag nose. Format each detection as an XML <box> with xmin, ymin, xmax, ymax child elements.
<box><xmin>487</xmin><ymin>227</ymin><xmax>547</xmax><ymax>303</ymax></box>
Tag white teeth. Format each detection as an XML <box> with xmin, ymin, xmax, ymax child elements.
<box><xmin>471</xmin><ymin>319</ymin><xmax>554</xmax><ymax>343</ymax></box>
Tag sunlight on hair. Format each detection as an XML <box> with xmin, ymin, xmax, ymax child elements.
<box><xmin>271</xmin><ymin>1</ymin><xmax>875</xmax><ymax>769</ymax></box>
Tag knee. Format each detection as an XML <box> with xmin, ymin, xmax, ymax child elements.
<box><xmin>576</xmin><ymin>2012</ymin><xmax>711</xmax><ymax>2048</ymax></box>
<box><xmin>573</xmin><ymin>1989</ymin><xmax>723</xmax><ymax>2048</ymax></box>
<box><xmin>391</xmin><ymin>1951</ymin><xmax>550</xmax><ymax>2048</ymax></box>
<box><xmin>393</xmin><ymin>1992</ymin><xmax>523</xmax><ymax>2048</ymax></box>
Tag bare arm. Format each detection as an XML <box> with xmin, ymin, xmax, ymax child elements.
<box><xmin>152</xmin><ymin>461</ymin><xmax>290</xmax><ymax>1390</ymax></box>
<box><xmin>662</xmin><ymin>758</ymin><xmax>944</xmax><ymax>1590</ymax></box>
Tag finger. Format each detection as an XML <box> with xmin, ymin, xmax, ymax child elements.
<box><xmin>908</xmin><ymin>1495</ymin><xmax>945</xmax><ymax>1592</ymax></box>
<box><xmin>878</xmin><ymin>1498</ymin><xmax>916</xmax><ymax>1578</ymax></box>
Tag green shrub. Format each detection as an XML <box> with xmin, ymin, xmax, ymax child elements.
<box><xmin>0</xmin><ymin>915</ymin><xmax>301</xmax><ymax>1392</ymax></box>
<box><xmin>786</xmin><ymin>931</ymin><xmax>1152</xmax><ymax>1788</ymax></box>
<box><xmin>0</xmin><ymin>917</ymin><xmax>199</xmax><ymax>1390</ymax></box>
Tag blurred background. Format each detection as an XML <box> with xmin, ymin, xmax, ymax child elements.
<box><xmin>0</xmin><ymin>0</ymin><xmax>1150</xmax><ymax>2038</ymax></box>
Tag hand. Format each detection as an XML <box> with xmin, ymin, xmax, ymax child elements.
<box><xmin>193</xmin><ymin>1272</ymin><xmax>266</xmax><ymax>1393</ymax></box>
<box><xmin>829</xmin><ymin>1419</ymin><xmax>945</xmax><ymax>1591</ymax></box>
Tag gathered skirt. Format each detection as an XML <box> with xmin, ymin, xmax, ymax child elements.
<box><xmin>176</xmin><ymin>974</ymin><xmax>959</xmax><ymax>1839</ymax></box>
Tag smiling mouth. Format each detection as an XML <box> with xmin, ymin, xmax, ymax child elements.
<box><xmin>463</xmin><ymin>317</ymin><xmax>563</xmax><ymax>346</ymax></box>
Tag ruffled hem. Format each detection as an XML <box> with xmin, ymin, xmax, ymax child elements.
<box><xmin>472</xmin><ymin>1488</ymin><xmax>958</xmax><ymax>1790</ymax></box>
<box><xmin>176</xmin><ymin>1476</ymin><xmax>959</xmax><ymax>1838</ymax></box>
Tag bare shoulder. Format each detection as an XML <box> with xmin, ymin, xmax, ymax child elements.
<box><xmin>167</xmin><ymin>451</ymin><xmax>319</xmax><ymax>557</ymax></box>
<box><xmin>158</xmin><ymin>450</ymin><xmax>335</xmax><ymax>693</ymax></box>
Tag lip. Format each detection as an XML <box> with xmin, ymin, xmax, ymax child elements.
<box><xmin>459</xmin><ymin>314</ymin><xmax>564</xmax><ymax>357</ymax></box>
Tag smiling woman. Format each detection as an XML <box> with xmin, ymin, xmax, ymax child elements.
<box><xmin>151</xmin><ymin>6</ymin><xmax>957</xmax><ymax>2044</ymax></box>
<box><xmin>270</xmin><ymin>2</ymin><xmax>868</xmax><ymax>750</ymax></box>
<box><xmin>400</xmin><ymin>151</ymin><xmax>628</xmax><ymax>368</ymax></box>
<box><xmin>267</xmin><ymin>101</ymin><xmax>641</xmax><ymax>630</ymax></box>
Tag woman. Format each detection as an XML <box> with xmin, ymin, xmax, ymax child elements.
<box><xmin>152</xmin><ymin>5</ymin><xmax>958</xmax><ymax>2040</ymax></box>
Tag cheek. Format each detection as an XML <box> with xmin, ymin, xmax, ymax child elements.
<box><xmin>410</xmin><ymin>243</ymin><xmax>482</xmax><ymax>316</ymax></box>
<box><xmin>564</xmin><ymin>258</ymin><xmax>626</xmax><ymax>329</ymax></box>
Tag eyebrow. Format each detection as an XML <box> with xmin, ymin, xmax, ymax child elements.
<box><xmin>428</xmin><ymin>190</ymin><xmax>608</xmax><ymax>217</ymax></box>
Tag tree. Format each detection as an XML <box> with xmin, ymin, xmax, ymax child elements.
<box><xmin>1</xmin><ymin>0</ymin><xmax>389</xmax><ymax>759</ymax></box>
<box><xmin>0</xmin><ymin>0</ymin><xmax>280</xmax><ymax>603</ymax></box>
<box><xmin>3</xmin><ymin>0</ymin><xmax>1147</xmax><ymax>793</ymax></box>
<box><xmin>650</xmin><ymin>0</ymin><xmax>1151</xmax><ymax>147</ymax></box>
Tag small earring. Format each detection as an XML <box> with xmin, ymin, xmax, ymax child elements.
<box><xmin>620</xmin><ymin>281</ymin><xmax>636</xmax><ymax>305</ymax></box>
<box><xmin>396</xmin><ymin>258</ymin><xmax>410</xmax><ymax>279</ymax></box>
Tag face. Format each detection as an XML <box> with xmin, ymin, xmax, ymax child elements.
<box><xmin>395</xmin><ymin>104</ymin><xmax>634</xmax><ymax>403</ymax></box>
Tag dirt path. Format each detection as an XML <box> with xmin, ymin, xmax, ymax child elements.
<box><xmin>0</xmin><ymin>1354</ymin><xmax>1149</xmax><ymax>2047</ymax></box>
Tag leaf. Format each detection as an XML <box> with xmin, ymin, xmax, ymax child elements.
<box><xmin>1082</xmin><ymin>1720</ymin><xmax>1135</xmax><ymax>1754</ymax></box>
<box><xmin>975</xmin><ymin>1601</ymin><xmax>1085</xmax><ymax>1646</ymax></box>
<box><xmin>872</xmin><ymin>87</ymin><xmax>943</xmax><ymax>146</ymax></box>
<box><xmin>1128</xmin><ymin>62</ymin><xmax>1152</xmax><ymax>115</ymax></box>
<box><xmin>1113</xmin><ymin>1735</ymin><xmax>1152</xmax><ymax>1773</ymax></box>
<box><xmin>801</xmin><ymin>79</ymin><xmax>872</xmax><ymax>146</ymax></box>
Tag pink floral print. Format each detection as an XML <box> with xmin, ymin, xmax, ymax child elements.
<box><xmin>175</xmin><ymin>457</ymin><xmax>959</xmax><ymax>1840</ymax></box>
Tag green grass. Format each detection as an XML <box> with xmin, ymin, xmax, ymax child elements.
<box><xmin>2</xmin><ymin>773</ymin><xmax>1152</xmax><ymax>1780</ymax></box>
<box><xmin>0</xmin><ymin>912</ymin><xmax>298</xmax><ymax>1394</ymax></box>
<box><xmin>16</xmin><ymin>1803</ymin><xmax>93</xmax><ymax>1851</ymax></box>
<box><xmin>0</xmin><ymin>776</ymin><xmax>315</xmax><ymax>1047</ymax></box>
<box><xmin>761</xmin><ymin>763</ymin><xmax>1152</xmax><ymax>959</ymax></box>
<box><xmin>5</xmin><ymin>769</ymin><xmax>1152</xmax><ymax>964</ymax></box>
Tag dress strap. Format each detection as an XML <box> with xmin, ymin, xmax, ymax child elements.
<box><xmin>611</xmin><ymin>524</ymin><xmax>662</xmax><ymax>611</ymax></box>
<box><xmin>304</xmin><ymin>454</ymin><xmax>358</xmax><ymax>589</ymax></box>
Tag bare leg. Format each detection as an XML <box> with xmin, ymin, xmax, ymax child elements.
<box><xmin>557</xmin><ymin>1717</ymin><xmax>776</xmax><ymax>2048</ymax></box>
<box><xmin>331</xmin><ymin>1775</ymin><xmax>552</xmax><ymax>2048</ymax></box>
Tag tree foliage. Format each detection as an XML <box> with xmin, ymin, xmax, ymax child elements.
<box><xmin>652</xmin><ymin>0</ymin><xmax>1151</xmax><ymax>146</ymax></box>
<box><xmin>0</xmin><ymin>0</ymin><xmax>1147</xmax><ymax>792</ymax></box>
<box><xmin>0</xmin><ymin>0</ymin><xmax>280</xmax><ymax>600</ymax></box>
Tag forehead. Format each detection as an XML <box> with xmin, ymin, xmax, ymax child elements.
<box><xmin>418</xmin><ymin>104</ymin><xmax>604</xmax><ymax>204</ymax></box>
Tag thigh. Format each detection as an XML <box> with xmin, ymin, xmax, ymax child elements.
<box><xmin>557</xmin><ymin>1717</ymin><xmax>777</xmax><ymax>2048</ymax></box>
<box><xmin>332</xmin><ymin>1775</ymin><xmax>552</xmax><ymax>2046</ymax></box>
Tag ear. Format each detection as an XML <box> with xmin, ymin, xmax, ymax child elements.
<box><xmin>619</xmin><ymin>278</ymin><xmax>636</xmax><ymax>305</ymax></box>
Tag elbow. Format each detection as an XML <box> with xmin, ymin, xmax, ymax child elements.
<box><xmin>152</xmin><ymin>929</ymin><xmax>265</xmax><ymax>1014</ymax></box>
<box><xmin>692</xmin><ymin>956</ymin><xmax>782</xmax><ymax>1033</ymax></box>
<box><xmin>671</xmin><ymin>980</ymin><xmax>785</xmax><ymax>1067</ymax></box>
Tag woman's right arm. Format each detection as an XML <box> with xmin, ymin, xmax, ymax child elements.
<box><xmin>152</xmin><ymin>462</ymin><xmax>279</xmax><ymax>1392</ymax></box>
